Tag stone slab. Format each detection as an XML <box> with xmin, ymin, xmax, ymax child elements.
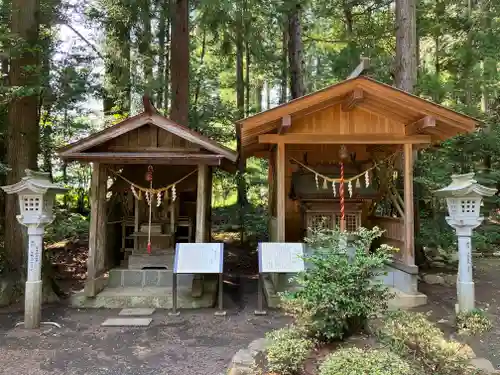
<box><xmin>101</xmin><ymin>318</ymin><xmax>152</xmax><ymax>327</ymax></box>
<box><xmin>70</xmin><ymin>279</ymin><xmax>217</xmax><ymax>309</ymax></box>
<box><xmin>118</xmin><ymin>308</ymin><xmax>156</xmax><ymax>316</ymax></box>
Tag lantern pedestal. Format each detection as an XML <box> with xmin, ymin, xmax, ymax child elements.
<box><xmin>454</xmin><ymin>227</ymin><xmax>476</xmax><ymax>313</ymax></box>
<box><xmin>25</xmin><ymin>226</ymin><xmax>44</xmax><ymax>329</ymax></box>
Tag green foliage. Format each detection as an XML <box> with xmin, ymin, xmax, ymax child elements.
<box><xmin>377</xmin><ymin>311</ymin><xmax>480</xmax><ymax>375</ymax></box>
<box><xmin>456</xmin><ymin>309</ymin><xmax>492</xmax><ymax>337</ymax></box>
<box><xmin>281</xmin><ymin>226</ymin><xmax>395</xmax><ymax>342</ymax></box>
<box><xmin>318</xmin><ymin>348</ymin><xmax>415</xmax><ymax>375</ymax></box>
<box><xmin>265</xmin><ymin>326</ymin><xmax>314</xmax><ymax>375</ymax></box>
<box><xmin>45</xmin><ymin>208</ymin><xmax>89</xmax><ymax>244</ymax></box>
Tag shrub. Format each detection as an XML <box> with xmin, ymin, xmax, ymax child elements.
<box><xmin>45</xmin><ymin>209</ymin><xmax>89</xmax><ymax>243</ymax></box>
<box><xmin>456</xmin><ymin>309</ymin><xmax>492</xmax><ymax>336</ymax></box>
<box><xmin>281</xmin><ymin>226</ymin><xmax>396</xmax><ymax>342</ymax></box>
<box><xmin>265</xmin><ymin>326</ymin><xmax>314</xmax><ymax>375</ymax></box>
<box><xmin>318</xmin><ymin>347</ymin><xmax>415</xmax><ymax>375</ymax></box>
<box><xmin>377</xmin><ymin>310</ymin><xmax>480</xmax><ymax>375</ymax></box>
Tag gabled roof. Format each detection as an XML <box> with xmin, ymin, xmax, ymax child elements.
<box><xmin>58</xmin><ymin>99</ymin><xmax>237</xmax><ymax>164</ymax></box>
<box><xmin>237</xmin><ymin>76</ymin><xmax>479</xmax><ymax>149</ymax></box>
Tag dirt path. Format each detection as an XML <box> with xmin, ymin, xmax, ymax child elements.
<box><xmin>415</xmin><ymin>257</ymin><xmax>500</xmax><ymax>369</ymax></box>
<box><xmin>0</xmin><ymin>277</ymin><xmax>289</xmax><ymax>375</ymax></box>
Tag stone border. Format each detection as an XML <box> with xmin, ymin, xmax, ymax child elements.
<box><xmin>226</xmin><ymin>338</ymin><xmax>268</xmax><ymax>375</ymax></box>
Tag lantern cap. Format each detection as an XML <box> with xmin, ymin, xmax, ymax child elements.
<box><xmin>434</xmin><ymin>172</ymin><xmax>497</xmax><ymax>198</ymax></box>
<box><xmin>1</xmin><ymin>169</ymin><xmax>67</xmax><ymax>195</ymax></box>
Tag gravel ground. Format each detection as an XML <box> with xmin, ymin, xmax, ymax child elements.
<box><xmin>415</xmin><ymin>257</ymin><xmax>500</xmax><ymax>369</ymax></box>
<box><xmin>0</xmin><ymin>277</ymin><xmax>289</xmax><ymax>375</ymax></box>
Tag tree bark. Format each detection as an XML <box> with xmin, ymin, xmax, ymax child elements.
<box><xmin>164</xmin><ymin>8</ymin><xmax>171</xmax><ymax>112</ymax></box>
<box><xmin>287</xmin><ymin>3</ymin><xmax>305</xmax><ymax>99</ymax></box>
<box><xmin>280</xmin><ymin>23</ymin><xmax>288</xmax><ymax>104</ymax></box>
<box><xmin>170</xmin><ymin>0</ymin><xmax>189</xmax><ymax>126</ymax></box>
<box><xmin>156</xmin><ymin>0</ymin><xmax>168</xmax><ymax>109</ymax></box>
<box><xmin>5</xmin><ymin>0</ymin><xmax>41</xmax><ymax>273</ymax></box>
<box><xmin>395</xmin><ymin>0</ymin><xmax>417</xmax><ymax>92</ymax></box>
<box><xmin>139</xmin><ymin>0</ymin><xmax>153</xmax><ymax>99</ymax></box>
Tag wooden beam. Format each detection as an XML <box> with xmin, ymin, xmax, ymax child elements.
<box><xmin>403</xmin><ymin>144</ymin><xmax>415</xmax><ymax>266</ymax></box>
<box><xmin>341</xmin><ymin>88</ymin><xmax>364</xmax><ymax>112</ymax></box>
<box><xmin>258</xmin><ymin>134</ymin><xmax>432</xmax><ymax>145</ymax></box>
<box><xmin>276</xmin><ymin>142</ymin><xmax>286</xmax><ymax>241</ymax></box>
<box><xmin>405</xmin><ymin>116</ymin><xmax>436</xmax><ymax>135</ymax></box>
<box><xmin>347</xmin><ymin>57</ymin><xmax>370</xmax><ymax>79</ymax></box>
<box><xmin>196</xmin><ymin>164</ymin><xmax>209</xmax><ymax>243</ymax></box>
<box><xmin>63</xmin><ymin>152</ymin><xmax>224</xmax><ymax>165</ymax></box>
<box><xmin>278</xmin><ymin>115</ymin><xmax>292</xmax><ymax>134</ymax></box>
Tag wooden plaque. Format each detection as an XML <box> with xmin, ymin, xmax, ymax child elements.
<box><xmin>258</xmin><ymin>242</ymin><xmax>305</xmax><ymax>273</ymax></box>
<box><xmin>174</xmin><ymin>243</ymin><xmax>224</xmax><ymax>274</ymax></box>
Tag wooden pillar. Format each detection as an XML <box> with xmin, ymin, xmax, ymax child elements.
<box><xmin>205</xmin><ymin>167</ymin><xmax>213</xmax><ymax>242</ymax></box>
<box><xmin>134</xmin><ymin>198</ymin><xmax>139</xmax><ymax>251</ymax></box>
<box><xmin>85</xmin><ymin>163</ymin><xmax>108</xmax><ymax>297</ymax></box>
<box><xmin>403</xmin><ymin>144</ymin><xmax>415</xmax><ymax>265</ymax></box>
<box><xmin>196</xmin><ymin>164</ymin><xmax>209</xmax><ymax>243</ymax></box>
<box><xmin>276</xmin><ymin>142</ymin><xmax>286</xmax><ymax>241</ymax></box>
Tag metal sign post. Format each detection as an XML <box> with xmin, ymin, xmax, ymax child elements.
<box><xmin>172</xmin><ymin>242</ymin><xmax>225</xmax><ymax>316</ymax></box>
<box><xmin>255</xmin><ymin>242</ymin><xmax>306</xmax><ymax>316</ymax></box>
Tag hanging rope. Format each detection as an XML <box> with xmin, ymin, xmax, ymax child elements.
<box><xmin>108</xmin><ymin>168</ymin><xmax>197</xmax><ymax>195</ymax></box>
<box><xmin>290</xmin><ymin>150</ymin><xmax>400</xmax><ymax>185</ymax></box>
<box><xmin>146</xmin><ymin>166</ymin><xmax>153</xmax><ymax>254</ymax></box>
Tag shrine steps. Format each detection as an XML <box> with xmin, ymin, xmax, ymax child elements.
<box><xmin>69</xmin><ymin>277</ymin><xmax>218</xmax><ymax>309</ymax></box>
<box><xmin>107</xmin><ymin>268</ymin><xmax>183</xmax><ymax>288</ymax></box>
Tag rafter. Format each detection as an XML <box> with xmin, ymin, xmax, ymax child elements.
<box><xmin>342</xmin><ymin>88</ymin><xmax>364</xmax><ymax>112</ymax></box>
<box><xmin>405</xmin><ymin>116</ymin><xmax>436</xmax><ymax>135</ymax></box>
<box><xmin>278</xmin><ymin>115</ymin><xmax>291</xmax><ymax>134</ymax></box>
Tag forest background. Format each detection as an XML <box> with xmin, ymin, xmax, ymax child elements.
<box><xmin>1</xmin><ymin>0</ymin><xmax>500</xmax><ymax>299</ymax></box>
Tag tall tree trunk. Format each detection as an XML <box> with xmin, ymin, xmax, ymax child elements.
<box><xmin>170</xmin><ymin>0</ymin><xmax>189</xmax><ymax>126</ymax></box>
<box><xmin>235</xmin><ymin>5</ymin><xmax>248</xmax><ymax>241</ymax></box>
<box><xmin>5</xmin><ymin>0</ymin><xmax>41</xmax><ymax>273</ymax></box>
<box><xmin>255</xmin><ymin>80</ymin><xmax>263</xmax><ymax>113</ymax></box>
<box><xmin>139</xmin><ymin>0</ymin><xmax>153</xmax><ymax>99</ymax></box>
<box><xmin>395</xmin><ymin>0</ymin><xmax>417</xmax><ymax>92</ymax></box>
<box><xmin>280</xmin><ymin>22</ymin><xmax>288</xmax><ymax>104</ymax></box>
<box><xmin>245</xmin><ymin>39</ymin><xmax>250</xmax><ymax>116</ymax></box>
<box><xmin>287</xmin><ymin>3</ymin><xmax>305</xmax><ymax>99</ymax></box>
<box><xmin>164</xmin><ymin>10</ymin><xmax>171</xmax><ymax>112</ymax></box>
<box><xmin>156</xmin><ymin>0</ymin><xmax>168</xmax><ymax>109</ymax></box>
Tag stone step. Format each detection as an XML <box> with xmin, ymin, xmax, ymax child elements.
<box><xmin>70</xmin><ymin>281</ymin><xmax>218</xmax><ymax>309</ymax></box>
<box><xmin>128</xmin><ymin>254</ymin><xmax>174</xmax><ymax>270</ymax></box>
<box><xmin>108</xmin><ymin>269</ymin><xmax>192</xmax><ymax>288</ymax></box>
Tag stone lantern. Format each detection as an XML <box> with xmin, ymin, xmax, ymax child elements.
<box><xmin>1</xmin><ymin>170</ymin><xmax>67</xmax><ymax>328</ymax></box>
<box><xmin>435</xmin><ymin>173</ymin><xmax>496</xmax><ymax>313</ymax></box>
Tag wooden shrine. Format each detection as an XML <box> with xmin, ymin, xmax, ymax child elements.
<box><xmin>58</xmin><ymin>97</ymin><xmax>237</xmax><ymax>297</ymax></box>
<box><xmin>237</xmin><ymin>76</ymin><xmax>478</xmax><ymax>302</ymax></box>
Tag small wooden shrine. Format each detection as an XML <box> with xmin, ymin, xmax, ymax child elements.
<box><xmin>59</xmin><ymin>97</ymin><xmax>237</xmax><ymax>298</ymax></box>
<box><xmin>237</xmin><ymin>76</ymin><xmax>478</xmax><ymax>303</ymax></box>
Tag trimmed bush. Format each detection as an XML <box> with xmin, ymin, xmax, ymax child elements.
<box><xmin>318</xmin><ymin>347</ymin><xmax>415</xmax><ymax>375</ymax></box>
<box><xmin>265</xmin><ymin>326</ymin><xmax>314</xmax><ymax>375</ymax></box>
<box><xmin>281</xmin><ymin>226</ymin><xmax>396</xmax><ymax>342</ymax></box>
<box><xmin>377</xmin><ymin>310</ymin><xmax>480</xmax><ymax>375</ymax></box>
<box><xmin>456</xmin><ymin>309</ymin><xmax>492</xmax><ymax>336</ymax></box>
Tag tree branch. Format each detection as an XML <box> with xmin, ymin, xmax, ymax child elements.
<box><xmin>61</xmin><ymin>23</ymin><xmax>105</xmax><ymax>61</ymax></box>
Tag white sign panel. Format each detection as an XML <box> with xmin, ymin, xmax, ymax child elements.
<box><xmin>258</xmin><ymin>242</ymin><xmax>305</xmax><ymax>273</ymax></box>
<box><xmin>174</xmin><ymin>243</ymin><xmax>224</xmax><ymax>274</ymax></box>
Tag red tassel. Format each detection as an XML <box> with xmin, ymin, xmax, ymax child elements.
<box><xmin>147</xmin><ymin>242</ymin><xmax>151</xmax><ymax>254</ymax></box>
